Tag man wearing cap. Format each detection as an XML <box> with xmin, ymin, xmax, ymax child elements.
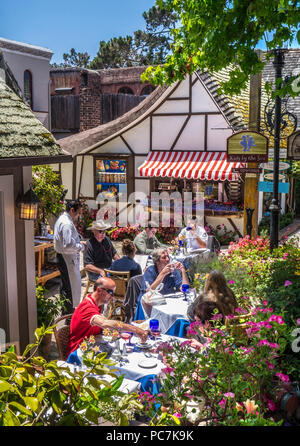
<box><xmin>84</xmin><ymin>220</ymin><xmax>120</xmax><ymax>281</ymax></box>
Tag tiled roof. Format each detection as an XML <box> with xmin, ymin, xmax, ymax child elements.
<box><xmin>0</xmin><ymin>79</ymin><xmax>67</xmax><ymax>159</ymax></box>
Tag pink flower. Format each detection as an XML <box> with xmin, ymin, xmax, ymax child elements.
<box><xmin>224</xmin><ymin>392</ymin><xmax>235</xmax><ymax>399</ymax></box>
<box><xmin>283</xmin><ymin>253</ymin><xmax>288</xmax><ymax>260</ymax></box>
<box><xmin>262</xmin><ymin>300</ymin><xmax>268</xmax><ymax>306</ymax></box>
<box><xmin>211</xmin><ymin>313</ymin><xmax>223</xmax><ymax>320</ymax></box>
<box><xmin>267</xmin><ymin>315</ymin><xmax>284</xmax><ymax>325</ymax></box>
<box><xmin>218</xmin><ymin>398</ymin><xmax>226</xmax><ymax>408</ymax></box>
<box><xmin>267</xmin><ymin>400</ymin><xmax>276</xmax><ymax>412</ymax></box>
<box><xmin>228</xmin><ymin>280</ymin><xmax>235</xmax><ymax>285</ymax></box>
<box><xmin>173</xmin><ymin>412</ymin><xmax>182</xmax><ymax>418</ymax></box>
<box><xmin>296</xmin><ymin>318</ymin><xmax>300</xmax><ymax>327</ymax></box>
<box><xmin>266</xmin><ymin>361</ymin><xmax>275</xmax><ymax>370</ymax></box>
<box><xmin>275</xmin><ymin>372</ymin><xmax>290</xmax><ymax>383</ymax></box>
<box><xmin>161</xmin><ymin>367</ymin><xmax>175</xmax><ymax>375</ymax></box>
<box><xmin>284</xmin><ymin>280</ymin><xmax>292</xmax><ymax>287</ymax></box>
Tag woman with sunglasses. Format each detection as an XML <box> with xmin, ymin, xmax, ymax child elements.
<box><xmin>67</xmin><ymin>276</ymin><xmax>149</xmax><ymax>357</ymax></box>
<box><xmin>84</xmin><ymin>220</ymin><xmax>120</xmax><ymax>281</ymax></box>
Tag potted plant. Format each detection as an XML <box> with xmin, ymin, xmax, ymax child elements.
<box><xmin>36</xmin><ymin>284</ymin><xmax>67</xmax><ymax>359</ymax></box>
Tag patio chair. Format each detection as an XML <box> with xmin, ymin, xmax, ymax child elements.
<box><xmin>104</xmin><ymin>269</ymin><xmax>131</xmax><ymax>322</ymax></box>
<box><xmin>225</xmin><ymin>312</ymin><xmax>252</xmax><ymax>345</ymax></box>
<box><xmin>53</xmin><ymin>314</ymin><xmax>73</xmax><ymax>360</ymax></box>
<box><xmin>81</xmin><ymin>269</ymin><xmax>96</xmax><ymax>302</ymax></box>
<box><xmin>1</xmin><ymin>341</ymin><xmax>21</xmax><ymax>356</ymax></box>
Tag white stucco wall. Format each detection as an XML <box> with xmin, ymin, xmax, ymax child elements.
<box><xmin>1</xmin><ymin>47</ymin><xmax>51</xmax><ymax>127</ymax></box>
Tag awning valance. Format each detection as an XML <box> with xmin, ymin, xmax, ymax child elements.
<box><xmin>138</xmin><ymin>151</ymin><xmax>245</xmax><ymax>182</ymax></box>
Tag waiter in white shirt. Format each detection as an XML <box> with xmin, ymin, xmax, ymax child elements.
<box><xmin>54</xmin><ymin>200</ymin><xmax>87</xmax><ymax>314</ymax></box>
<box><xmin>179</xmin><ymin>216</ymin><xmax>208</xmax><ymax>251</ymax></box>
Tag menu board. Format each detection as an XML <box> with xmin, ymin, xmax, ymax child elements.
<box><xmin>96</xmin><ymin>159</ymin><xmax>127</xmax><ymax>196</ymax></box>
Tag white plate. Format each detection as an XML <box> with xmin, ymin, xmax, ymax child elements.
<box><xmin>136</xmin><ymin>342</ymin><xmax>152</xmax><ymax>349</ymax></box>
<box><xmin>138</xmin><ymin>358</ymin><xmax>157</xmax><ymax>369</ymax></box>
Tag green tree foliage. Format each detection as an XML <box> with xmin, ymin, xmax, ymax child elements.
<box><xmin>52</xmin><ymin>48</ymin><xmax>91</xmax><ymax>68</ymax></box>
<box><xmin>32</xmin><ymin>166</ymin><xmax>66</xmax><ymax>224</ymax></box>
<box><xmin>89</xmin><ymin>6</ymin><xmax>178</xmax><ymax>69</ymax></box>
<box><xmin>142</xmin><ymin>0</ymin><xmax>300</xmax><ymax>96</ymax></box>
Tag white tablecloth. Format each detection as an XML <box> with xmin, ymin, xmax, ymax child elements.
<box><xmin>65</xmin><ymin>334</ymin><xmax>184</xmax><ymax>385</ymax></box>
<box><xmin>141</xmin><ymin>293</ymin><xmax>190</xmax><ymax>334</ymax></box>
<box><xmin>57</xmin><ymin>360</ymin><xmax>141</xmax><ymax>393</ymax></box>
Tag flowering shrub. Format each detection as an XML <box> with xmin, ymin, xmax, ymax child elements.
<box><xmin>107</xmin><ymin>224</ymin><xmax>141</xmax><ymax>241</ymax></box>
<box><xmin>205</xmin><ymin>224</ymin><xmax>239</xmax><ymax>246</ymax></box>
<box><xmin>75</xmin><ymin>198</ymin><xmax>97</xmax><ymax>239</ymax></box>
<box><xmin>140</xmin><ymin>306</ymin><xmax>293</xmax><ymax>426</ymax></box>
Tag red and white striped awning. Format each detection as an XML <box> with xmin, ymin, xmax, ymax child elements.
<box><xmin>138</xmin><ymin>151</ymin><xmax>245</xmax><ymax>182</ymax></box>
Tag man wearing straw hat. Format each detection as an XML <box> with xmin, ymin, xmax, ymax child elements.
<box><xmin>84</xmin><ymin>219</ymin><xmax>120</xmax><ymax>282</ymax></box>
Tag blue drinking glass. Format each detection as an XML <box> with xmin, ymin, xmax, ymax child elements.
<box><xmin>149</xmin><ymin>319</ymin><xmax>160</xmax><ymax>339</ymax></box>
<box><xmin>150</xmin><ymin>319</ymin><xmax>159</xmax><ymax>332</ymax></box>
<box><xmin>182</xmin><ymin>284</ymin><xmax>190</xmax><ymax>301</ymax></box>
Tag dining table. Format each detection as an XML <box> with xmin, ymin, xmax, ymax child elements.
<box><xmin>134</xmin><ymin>291</ymin><xmax>192</xmax><ymax>338</ymax></box>
<box><xmin>66</xmin><ymin>333</ymin><xmax>185</xmax><ymax>394</ymax></box>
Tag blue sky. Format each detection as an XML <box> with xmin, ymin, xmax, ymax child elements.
<box><xmin>0</xmin><ymin>0</ymin><xmax>156</xmax><ymax>64</ymax></box>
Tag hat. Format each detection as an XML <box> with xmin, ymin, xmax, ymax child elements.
<box><xmin>86</xmin><ymin>219</ymin><xmax>112</xmax><ymax>231</ymax></box>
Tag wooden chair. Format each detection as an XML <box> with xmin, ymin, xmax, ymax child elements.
<box><xmin>225</xmin><ymin>313</ymin><xmax>252</xmax><ymax>345</ymax></box>
<box><xmin>104</xmin><ymin>269</ymin><xmax>131</xmax><ymax>322</ymax></box>
<box><xmin>81</xmin><ymin>269</ymin><xmax>96</xmax><ymax>302</ymax></box>
<box><xmin>0</xmin><ymin>341</ymin><xmax>20</xmax><ymax>356</ymax></box>
<box><xmin>53</xmin><ymin>314</ymin><xmax>73</xmax><ymax>360</ymax></box>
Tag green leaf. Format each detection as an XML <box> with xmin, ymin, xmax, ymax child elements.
<box><xmin>9</xmin><ymin>401</ymin><xmax>32</xmax><ymax>416</ymax></box>
<box><xmin>23</xmin><ymin>397</ymin><xmax>39</xmax><ymax>412</ymax></box>
<box><xmin>0</xmin><ymin>381</ymin><xmax>12</xmax><ymax>393</ymax></box>
<box><xmin>3</xmin><ymin>408</ymin><xmax>21</xmax><ymax>426</ymax></box>
<box><xmin>85</xmin><ymin>407</ymin><xmax>99</xmax><ymax>424</ymax></box>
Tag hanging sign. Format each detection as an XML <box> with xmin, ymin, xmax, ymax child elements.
<box><xmin>258</xmin><ymin>181</ymin><xmax>290</xmax><ymax>194</ymax></box>
<box><xmin>227</xmin><ymin>131</ymin><xmax>269</xmax><ymax>162</ymax></box>
<box><xmin>232</xmin><ymin>167</ymin><xmax>262</xmax><ymax>174</ymax></box>
<box><xmin>260</xmin><ymin>161</ymin><xmax>290</xmax><ymax>171</ymax></box>
<box><xmin>287</xmin><ymin>130</ymin><xmax>300</xmax><ymax>160</ymax></box>
<box><xmin>264</xmin><ymin>173</ymin><xmax>286</xmax><ymax>181</ymax></box>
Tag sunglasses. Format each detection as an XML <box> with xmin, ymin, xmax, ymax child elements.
<box><xmin>97</xmin><ymin>230</ymin><xmax>106</xmax><ymax>234</ymax></box>
<box><xmin>101</xmin><ymin>287</ymin><xmax>115</xmax><ymax>295</ymax></box>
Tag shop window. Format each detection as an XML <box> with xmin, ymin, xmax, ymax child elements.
<box><xmin>24</xmin><ymin>70</ymin><xmax>33</xmax><ymax>108</ymax></box>
<box><xmin>118</xmin><ymin>87</ymin><xmax>134</xmax><ymax>95</ymax></box>
<box><xmin>96</xmin><ymin>159</ymin><xmax>127</xmax><ymax>201</ymax></box>
<box><xmin>141</xmin><ymin>85</ymin><xmax>155</xmax><ymax>96</ymax></box>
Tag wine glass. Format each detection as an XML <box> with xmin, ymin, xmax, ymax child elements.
<box><xmin>120</xmin><ymin>332</ymin><xmax>131</xmax><ymax>353</ymax></box>
<box><xmin>182</xmin><ymin>283</ymin><xmax>190</xmax><ymax>301</ymax></box>
<box><xmin>149</xmin><ymin>319</ymin><xmax>161</xmax><ymax>339</ymax></box>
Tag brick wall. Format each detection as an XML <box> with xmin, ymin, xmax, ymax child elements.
<box><xmin>79</xmin><ymin>71</ymin><xmax>102</xmax><ymax>131</ymax></box>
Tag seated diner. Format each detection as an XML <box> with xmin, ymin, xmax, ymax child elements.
<box><xmin>141</xmin><ymin>247</ymin><xmax>190</xmax><ymax>296</ymax></box>
<box><xmin>84</xmin><ymin>220</ymin><xmax>120</xmax><ymax>281</ymax></box>
<box><xmin>66</xmin><ymin>277</ymin><xmax>149</xmax><ymax>357</ymax></box>
<box><xmin>178</xmin><ymin>216</ymin><xmax>208</xmax><ymax>250</ymax></box>
<box><xmin>110</xmin><ymin>239</ymin><xmax>142</xmax><ymax>278</ymax></box>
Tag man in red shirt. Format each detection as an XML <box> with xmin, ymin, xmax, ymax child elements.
<box><xmin>67</xmin><ymin>276</ymin><xmax>149</xmax><ymax>356</ymax></box>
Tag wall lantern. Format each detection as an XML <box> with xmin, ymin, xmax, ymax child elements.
<box><xmin>16</xmin><ymin>186</ymin><xmax>40</xmax><ymax>220</ymax></box>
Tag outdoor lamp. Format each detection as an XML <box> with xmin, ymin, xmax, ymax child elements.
<box><xmin>16</xmin><ymin>186</ymin><xmax>40</xmax><ymax>220</ymax></box>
